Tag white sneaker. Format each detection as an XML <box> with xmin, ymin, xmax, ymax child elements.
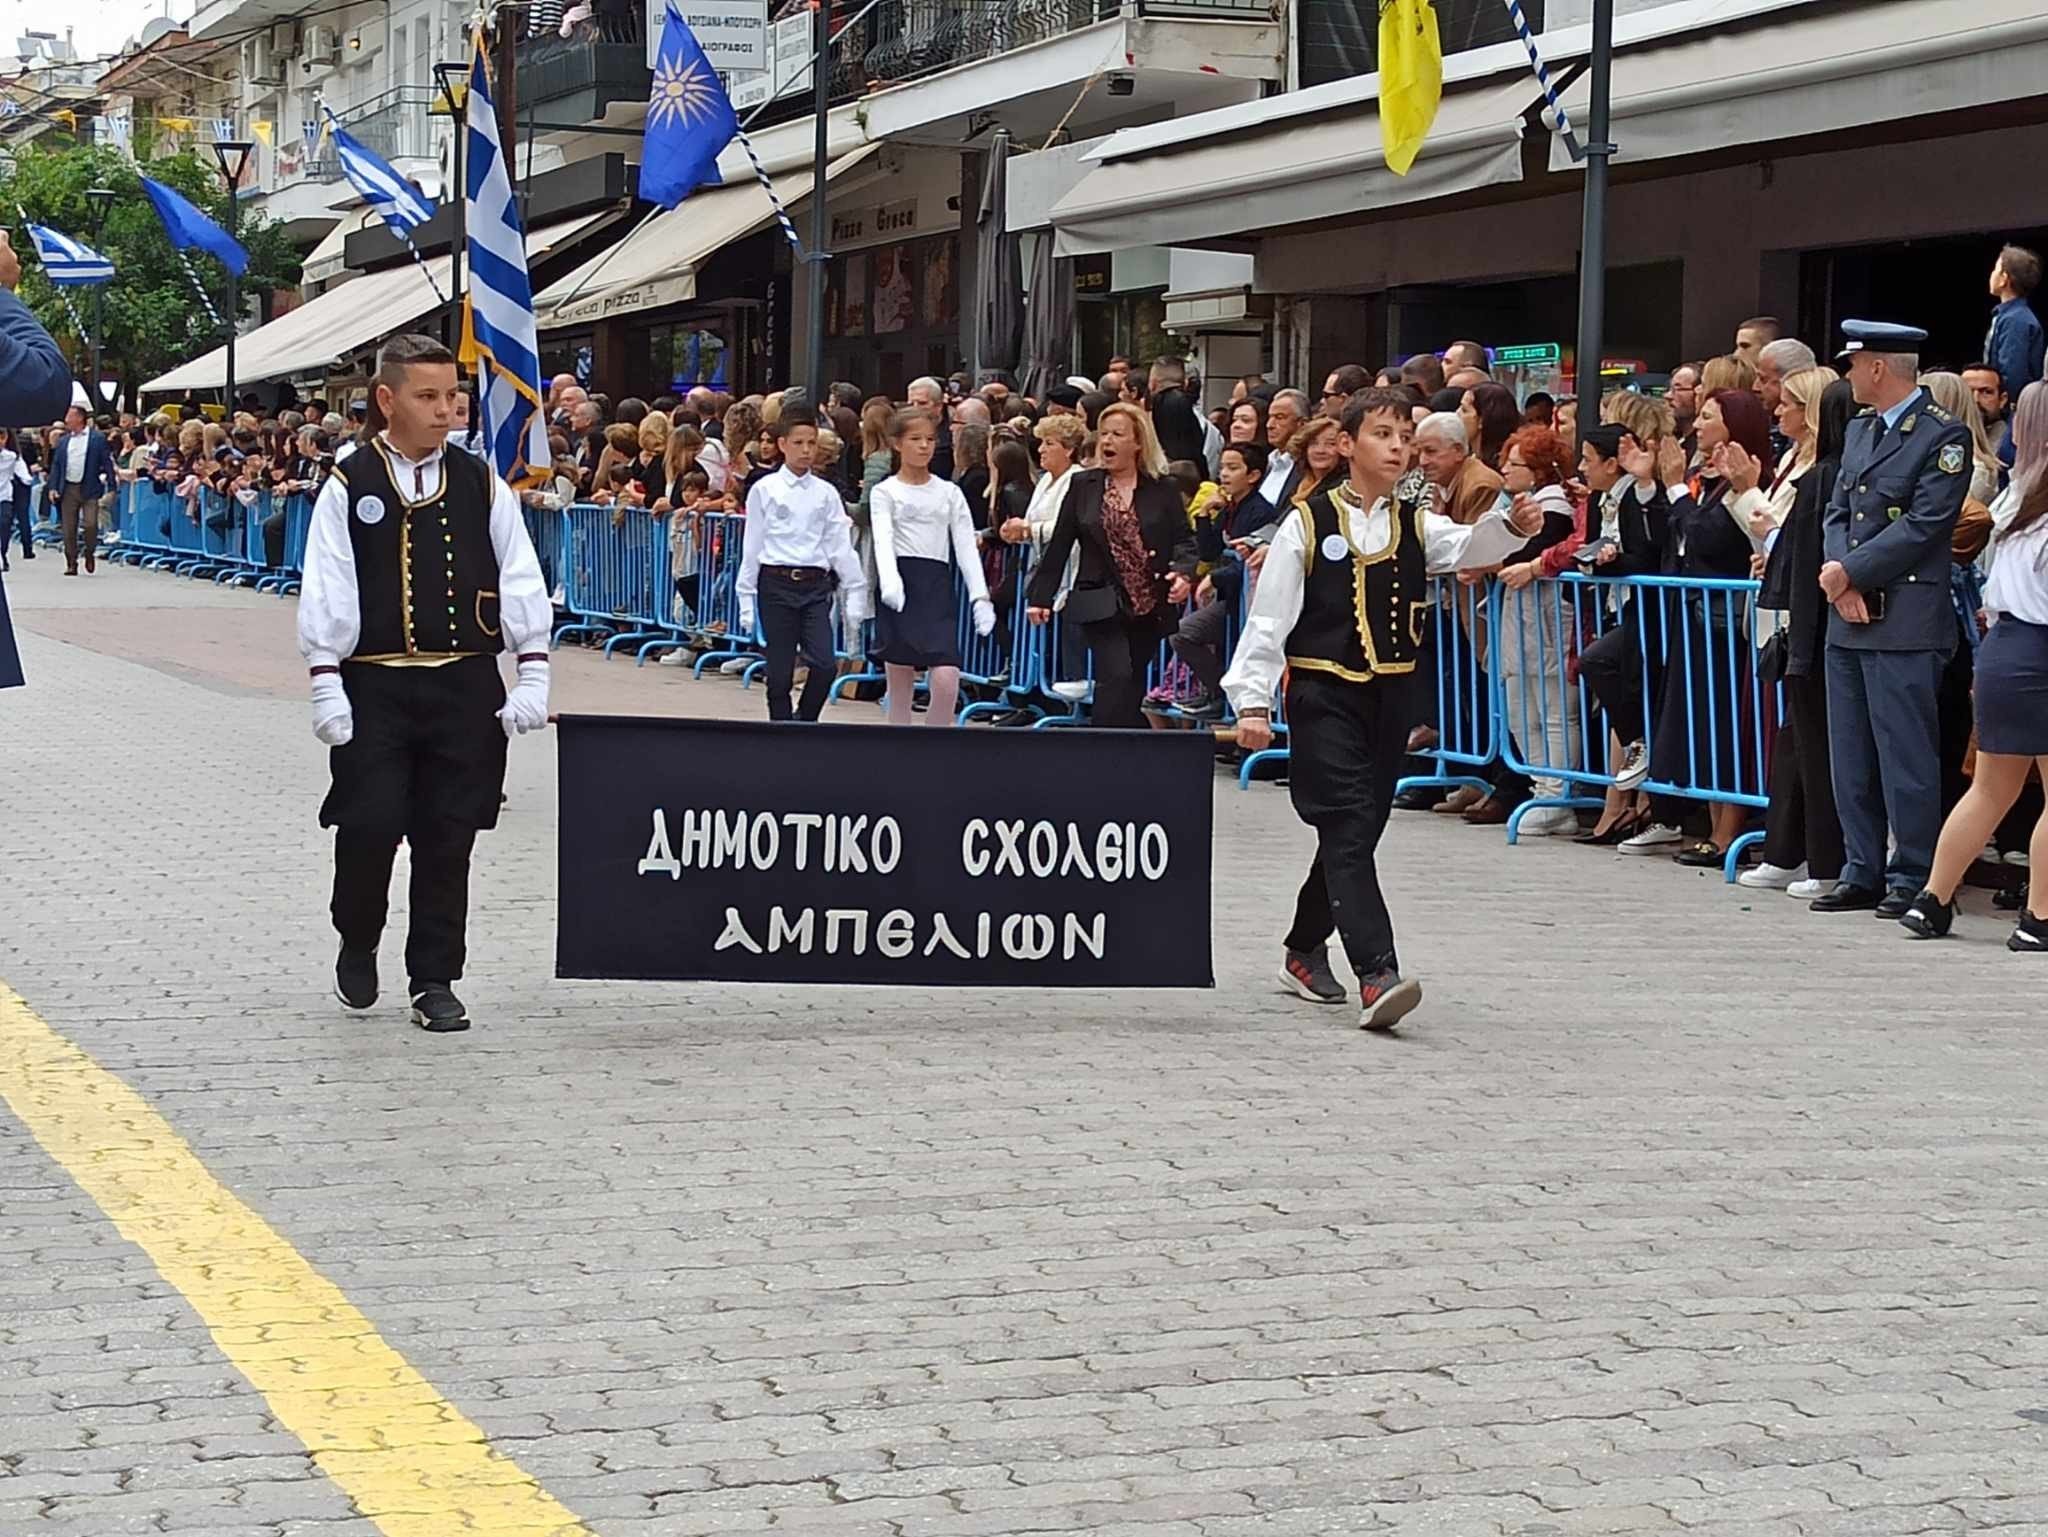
<box><xmin>2007</xmin><ymin>850</ymin><xmax>2032</xmax><ymax>868</ymax></box>
<box><xmin>1619</xmin><ymin>823</ymin><xmax>1682</xmax><ymax>855</ymax></box>
<box><xmin>1613</xmin><ymin>740</ymin><xmax>1651</xmax><ymax>791</ymax></box>
<box><xmin>1786</xmin><ymin>877</ymin><xmax>1838</xmax><ymax>900</ymax></box>
<box><xmin>1737</xmin><ymin>861</ymin><xmax>1806</xmax><ymax>890</ymax></box>
<box><xmin>719</xmin><ymin>657</ymin><xmax>752</xmax><ymax>675</ymax></box>
<box><xmin>1518</xmin><ymin>805</ymin><xmax>1580</xmax><ymax>837</ymax></box>
<box><xmin>656</xmin><ymin>648</ymin><xmax>693</xmax><ymax>667</ymax></box>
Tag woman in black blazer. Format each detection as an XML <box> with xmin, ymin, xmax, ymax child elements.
<box><xmin>1026</xmin><ymin>403</ymin><xmax>1198</xmax><ymax>727</ymax></box>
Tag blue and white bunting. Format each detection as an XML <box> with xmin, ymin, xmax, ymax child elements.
<box><xmin>460</xmin><ymin>35</ymin><xmax>549</xmax><ymax>485</ymax></box>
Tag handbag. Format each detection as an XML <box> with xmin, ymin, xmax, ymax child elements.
<box><xmin>1757</xmin><ymin>628</ymin><xmax>1789</xmax><ymax>684</ymax></box>
<box><xmin>1061</xmin><ymin>580</ymin><xmax>1125</xmax><ymax>626</ymax></box>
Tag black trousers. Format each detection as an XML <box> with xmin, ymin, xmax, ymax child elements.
<box><xmin>1081</xmin><ymin>614</ymin><xmax>1159</xmax><ymax>728</ymax></box>
<box><xmin>321</xmin><ymin>656</ymin><xmax>508</xmax><ymax>986</ymax></box>
<box><xmin>1937</xmin><ymin>623</ymin><xmax>1976</xmax><ymax>817</ymax></box>
<box><xmin>1761</xmin><ymin>669</ymin><xmax>1844</xmax><ymax>880</ymax></box>
<box><xmin>759</xmin><ymin>566</ymin><xmax>837</xmax><ymax>722</ymax></box>
<box><xmin>1281</xmin><ymin>673</ymin><xmax>1413</xmax><ymax>978</ymax></box>
<box><xmin>333</xmin><ymin>825</ymin><xmax>478</xmax><ymax>984</ymax></box>
<box><xmin>2</xmin><ymin>499</ymin><xmax>31</xmax><ymax>557</ymax></box>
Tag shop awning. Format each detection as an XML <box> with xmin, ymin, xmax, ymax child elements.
<box><xmin>1554</xmin><ymin>0</ymin><xmax>2048</xmax><ymax>171</ymax></box>
<box><xmin>143</xmin><ymin>210</ymin><xmax>614</xmax><ymax>394</ymax></box>
<box><xmin>1048</xmin><ymin>75</ymin><xmax>1541</xmax><ymax>258</ymax></box>
<box><xmin>533</xmin><ymin>145</ymin><xmax>881</xmax><ymax>331</ymax></box>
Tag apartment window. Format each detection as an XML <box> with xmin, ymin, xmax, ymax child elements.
<box><xmin>415</xmin><ymin>21</ymin><xmax>432</xmax><ymax>89</ymax></box>
<box><xmin>1297</xmin><ymin>0</ymin><xmax>1540</xmax><ymax>90</ymax></box>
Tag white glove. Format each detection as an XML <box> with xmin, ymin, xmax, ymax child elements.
<box><xmin>498</xmin><ymin>659</ymin><xmax>550</xmax><ymax>736</ymax></box>
<box><xmin>880</xmin><ymin>576</ymin><xmax>905</xmax><ymax>612</ymax></box>
<box><xmin>738</xmin><ymin>601</ymin><xmax>757</xmax><ymax>634</ymax></box>
<box><xmin>311</xmin><ymin>673</ymin><xmax>353</xmax><ymax>747</ymax></box>
<box><xmin>972</xmin><ymin>597</ymin><xmax>996</xmax><ymax>637</ymax></box>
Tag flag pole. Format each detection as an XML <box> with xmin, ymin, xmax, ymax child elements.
<box><xmin>1572</xmin><ymin>0</ymin><xmax>1613</xmax><ymax>435</ymax></box>
<box><xmin>803</xmin><ymin>0</ymin><xmax>830</xmax><ymax>408</ymax></box>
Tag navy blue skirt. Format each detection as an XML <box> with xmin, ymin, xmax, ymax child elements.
<box><xmin>874</xmin><ymin>556</ymin><xmax>961</xmax><ymax>669</ymax></box>
<box><xmin>1976</xmin><ymin>616</ymin><xmax>2048</xmax><ymax>757</ymax></box>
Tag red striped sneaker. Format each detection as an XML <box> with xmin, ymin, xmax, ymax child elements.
<box><xmin>1359</xmin><ymin>972</ymin><xmax>1424</xmax><ymax>1031</ymax></box>
<box><xmin>1279</xmin><ymin>947</ymin><xmax>1346</xmax><ymax>1005</ymax></box>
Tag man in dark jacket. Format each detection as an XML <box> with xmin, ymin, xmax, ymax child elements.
<box><xmin>49</xmin><ymin>405</ymin><xmax>116</xmax><ymax>575</ymax></box>
<box><xmin>0</xmin><ymin>229</ymin><xmax>75</xmax><ymax>684</ymax></box>
<box><xmin>1985</xmin><ymin>244</ymin><xmax>2046</xmax><ymax>407</ymax></box>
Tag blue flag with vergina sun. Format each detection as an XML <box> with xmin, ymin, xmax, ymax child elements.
<box><xmin>641</xmin><ymin>2</ymin><xmax>739</xmax><ymax>208</ymax></box>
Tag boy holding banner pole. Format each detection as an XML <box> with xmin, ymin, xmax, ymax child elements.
<box><xmin>1223</xmin><ymin>389</ymin><xmax>1477</xmax><ymax>1031</ymax></box>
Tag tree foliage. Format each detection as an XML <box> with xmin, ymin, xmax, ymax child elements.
<box><xmin>3</xmin><ymin>142</ymin><xmax>301</xmax><ymax>406</ymax></box>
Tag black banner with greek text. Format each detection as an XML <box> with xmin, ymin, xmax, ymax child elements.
<box><xmin>556</xmin><ymin>716</ymin><xmax>1214</xmax><ymax>987</ymax></box>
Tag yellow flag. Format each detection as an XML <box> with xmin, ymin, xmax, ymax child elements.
<box><xmin>54</xmin><ymin>107</ymin><xmax>77</xmax><ymax>129</ymax></box>
<box><xmin>251</xmin><ymin>119</ymin><xmax>274</xmax><ymax>145</ymax></box>
<box><xmin>160</xmin><ymin>115</ymin><xmax>192</xmax><ymax>132</ymax></box>
<box><xmin>1378</xmin><ymin>0</ymin><xmax>1443</xmax><ymax>176</ymax></box>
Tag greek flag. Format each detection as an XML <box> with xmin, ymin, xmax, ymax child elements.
<box><xmin>325</xmin><ymin>107</ymin><xmax>437</xmax><ymax>237</ymax></box>
<box><xmin>23</xmin><ymin>221</ymin><xmax>112</xmax><ymax>286</ymax></box>
<box><xmin>460</xmin><ymin>36</ymin><xmax>549</xmax><ymax>484</ymax></box>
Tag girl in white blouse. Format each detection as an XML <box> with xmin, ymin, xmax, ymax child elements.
<box><xmin>868</xmin><ymin>407</ymin><xmax>994</xmax><ymax>726</ymax></box>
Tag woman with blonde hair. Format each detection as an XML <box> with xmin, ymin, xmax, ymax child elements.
<box><xmin>1918</xmin><ymin>371</ymin><xmax>2002</xmax><ymax>505</ymax></box>
<box><xmin>1023</xmin><ymin>401</ymin><xmax>1196</xmax><ymax>727</ymax></box>
<box><xmin>1699</xmin><ymin>353</ymin><xmax>1757</xmax><ymax>395</ymax></box>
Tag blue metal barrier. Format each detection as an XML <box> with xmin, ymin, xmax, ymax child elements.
<box><xmin>1491</xmin><ymin>575</ymin><xmax>1605</xmax><ymax>839</ymax></box>
<box><xmin>1391</xmin><ymin>575</ymin><xmax>1498</xmax><ymax>802</ymax></box>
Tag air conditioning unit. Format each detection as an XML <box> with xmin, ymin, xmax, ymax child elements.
<box><xmin>303</xmin><ymin>25</ymin><xmax>340</xmax><ymax>67</ymax></box>
<box><xmin>270</xmin><ymin>21</ymin><xmax>302</xmax><ymax>58</ymax></box>
<box><xmin>242</xmin><ymin>35</ymin><xmax>282</xmax><ymax>86</ymax></box>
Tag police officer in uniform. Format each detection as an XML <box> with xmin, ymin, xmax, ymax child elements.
<box><xmin>1223</xmin><ymin>389</ymin><xmax>1472</xmax><ymax>1031</ymax></box>
<box><xmin>1811</xmin><ymin>320</ymin><xmax>1972</xmax><ymax>917</ymax></box>
<box><xmin>298</xmin><ymin>334</ymin><xmax>554</xmax><ymax>1032</ymax></box>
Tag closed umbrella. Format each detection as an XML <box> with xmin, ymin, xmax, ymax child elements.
<box><xmin>1017</xmin><ymin>228</ymin><xmax>1074</xmax><ymax>402</ymax></box>
<box><xmin>974</xmin><ymin>130</ymin><xmax>1022</xmax><ymax>384</ymax></box>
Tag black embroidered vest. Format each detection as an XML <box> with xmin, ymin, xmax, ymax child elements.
<box><xmin>1284</xmin><ymin>476</ymin><xmax>1431</xmax><ymax>682</ymax></box>
<box><xmin>340</xmin><ymin>439</ymin><xmax>503</xmax><ymax>659</ymax></box>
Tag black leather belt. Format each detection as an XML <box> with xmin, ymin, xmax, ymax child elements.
<box><xmin>765</xmin><ymin>565</ymin><xmax>829</xmax><ymax>581</ymax></box>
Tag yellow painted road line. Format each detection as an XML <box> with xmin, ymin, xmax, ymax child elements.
<box><xmin>0</xmin><ymin>981</ymin><xmax>593</xmax><ymax>1537</ymax></box>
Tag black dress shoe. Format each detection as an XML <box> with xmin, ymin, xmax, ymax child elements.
<box><xmin>1810</xmin><ymin>884</ymin><xmax>1883</xmax><ymax>913</ymax></box>
<box><xmin>335</xmin><ymin>944</ymin><xmax>378</xmax><ymax>1010</ymax></box>
<box><xmin>1874</xmin><ymin>889</ymin><xmax>1915</xmax><ymax>920</ymax></box>
<box><xmin>409</xmin><ymin>983</ymin><xmax>471</xmax><ymax>1033</ymax></box>
<box><xmin>1392</xmin><ymin>786</ymin><xmax>1444</xmax><ymax>812</ymax></box>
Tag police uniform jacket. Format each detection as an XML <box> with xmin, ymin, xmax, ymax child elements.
<box><xmin>1821</xmin><ymin>390</ymin><xmax>1972</xmax><ymax>652</ymax></box>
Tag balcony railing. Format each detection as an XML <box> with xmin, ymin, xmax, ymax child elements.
<box><xmin>516</xmin><ymin>0</ymin><xmax>1267</xmax><ymax>130</ymax></box>
<box><xmin>335</xmin><ymin>84</ymin><xmax>442</xmax><ymax>164</ymax></box>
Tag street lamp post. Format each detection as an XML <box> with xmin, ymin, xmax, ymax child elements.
<box><xmin>209</xmin><ymin>140</ymin><xmax>255</xmax><ymax>420</ymax></box>
<box><xmin>84</xmin><ymin>185</ymin><xmax>115</xmax><ymax>410</ymax></box>
<box><xmin>433</xmin><ymin>62</ymin><xmax>470</xmax><ymax>352</ymax></box>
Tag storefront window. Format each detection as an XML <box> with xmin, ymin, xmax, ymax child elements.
<box><xmin>649</xmin><ymin>323</ymin><xmax>731</xmax><ymax>393</ymax></box>
<box><xmin>539</xmin><ymin>331</ymin><xmax>594</xmax><ymax>388</ymax></box>
<box><xmin>825</xmin><ymin>231</ymin><xmax>960</xmax><ymax>396</ymax></box>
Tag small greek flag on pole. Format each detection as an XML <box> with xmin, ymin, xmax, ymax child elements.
<box><xmin>461</xmin><ymin>32</ymin><xmax>550</xmax><ymax>484</ymax></box>
<box><xmin>325</xmin><ymin>107</ymin><xmax>438</xmax><ymax>236</ymax></box>
<box><xmin>22</xmin><ymin>221</ymin><xmax>113</xmax><ymax>285</ymax></box>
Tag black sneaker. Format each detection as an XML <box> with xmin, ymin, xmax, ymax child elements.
<box><xmin>1181</xmin><ymin>690</ymin><xmax>1225</xmax><ymax>722</ymax></box>
<box><xmin>1278</xmin><ymin>946</ymin><xmax>1346</xmax><ymax>1005</ymax></box>
<box><xmin>1359</xmin><ymin>971</ymin><xmax>1424</xmax><ymax>1031</ymax></box>
<box><xmin>409</xmin><ymin>983</ymin><xmax>471</xmax><ymax>1033</ymax></box>
<box><xmin>1995</xmin><ymin>880</ymin><xmax>2027</xmax><ymax>912</ymax></box>
<box><xmin>1898</xmin><ymin>889</ymin><xmax>1953</xmax><ymax>939</ymax></box>
<box><xmin>335</xmin><ymin>945</ymin><xmax>379</xmax><ymax>1009</ymax></box>
<box><xmin>1874</xmin><ymin>889</ymin><xmax>1915</xmax><ymax>920</ymax></box>
<box><xmin>2009</xmin><ymin>911</ymin><xmax>2048</xmax><ymax>954</ymax></box>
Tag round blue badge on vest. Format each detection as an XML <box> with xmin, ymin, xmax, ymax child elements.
<box><xmin>356</xmin><ymin>494</ymin><xmax>386</xmax><ymax>525</ymax></box>
<box><xmin>1320</xmin><ymin>532</ymin><xmax>1349</xmax><ymax>562</ymax></box>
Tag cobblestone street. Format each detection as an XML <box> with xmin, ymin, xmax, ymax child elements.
<box><xmin>3</xmin><ymin>554</ymin><xmax>2047</xmax><ymax>1537</ymax></box>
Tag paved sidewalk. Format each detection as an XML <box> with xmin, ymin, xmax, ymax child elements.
<box><xmin>2</xmin><ymin>555</ymin><xmax>2046</xmax><ymax>1537</ymax></box>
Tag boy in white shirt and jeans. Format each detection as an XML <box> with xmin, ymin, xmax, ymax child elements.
<box><xmin>737</xmin><ymin>417</ymin><xmax>870</xmax><ymax>721</ymax></box>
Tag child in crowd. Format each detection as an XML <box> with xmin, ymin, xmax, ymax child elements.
<box><xmin>868</xmin><ymin>407</ymin><xmax>995</xmax><ymax>726</ymax></box>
